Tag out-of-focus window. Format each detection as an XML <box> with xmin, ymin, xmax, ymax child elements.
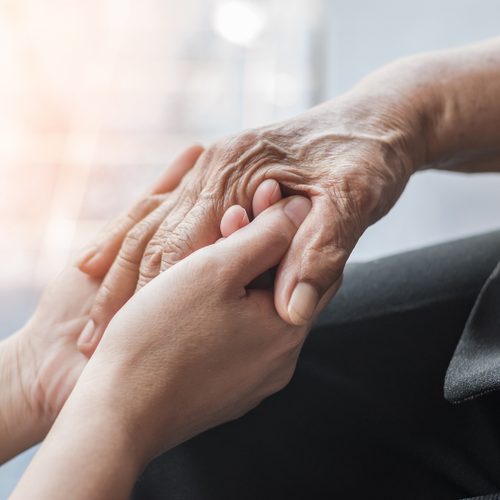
<box><xmin>0</xmin><ymin>1</ymin><xmax>323</xmax><ymax>491</ymax></box>
<box><xmin>0</xmin><ymin>0</ymin><xmax>323</xmax><ymax>294</ymax></box>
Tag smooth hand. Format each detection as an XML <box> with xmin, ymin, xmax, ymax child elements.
<box><xmin>12</xmin><ymin>196</ymin><xmax>342</xmax><ymax>500</ymax></box>
<box><xmin>0</xmin><ymin>144</ymin><xmax>203</xmax><ymax>464</ymax></box>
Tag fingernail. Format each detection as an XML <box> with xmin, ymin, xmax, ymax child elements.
<box><xmin>74</xmin><ymin>245</ymin><xmax>98</xmax><ymax>269</ymax></box>
<box><xmin>78</xmin><ymin>319</ymin><xmax>96</xmax><ymax>347</ymax></box>
<box><xmin>288</xmin><ymin>282</ymin><xmax>319</xmax><ymax>326</ymax></box>
<box><xmin>239</xmin><ymin>208</ymin><xmax>249</xmax><ymax>228</ymax></box>
<box><xmin>284</xmin><ymin>197</ymin><xmax>312</xmax><ymax>228</ymax></box>
<box><xmin>269</xmin><ymin>180</ymin><xmax>281</xmax><ymax>204</ymax></box>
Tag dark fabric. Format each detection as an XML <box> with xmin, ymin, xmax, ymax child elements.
<box><xmin>466</xmin><ymin>496</ymin><xmax>500</xmax><ymax>500</ymax></box>
<box><xmin>445</xmin><ymin>261</ymin><xmax>500</xmax><ymax>403</ymax></box>
<box><xmin>132</xmin><ymin>231</ymin><xmax>500</xmax><ymax>500</ymax></box>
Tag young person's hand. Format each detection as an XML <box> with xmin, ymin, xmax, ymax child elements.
<box><xmin>0</xmin><ymin>144</ymin><xmax>203</xmax><ymax>465</ymax></box>
<box><xmin>11</xmin><ymin>196</ymin><xmax>342</xmax><ymax>500</ymax></box>
<box><xmin>77</xmin><ymin>177</ymin><xmax>284</xmax><ymax>357</ymax></box>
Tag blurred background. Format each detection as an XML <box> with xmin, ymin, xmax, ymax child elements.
<box><xmin>1</xmin><ymin>0</ymin><xmax>500</xmax><ymax>495</ymax></box>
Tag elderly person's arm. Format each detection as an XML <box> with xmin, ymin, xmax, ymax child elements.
<box><xmin>10</xmin><ymin>197</ymin><xmax>340</xmax><ymax>500</ymax></box>
<box><xmin>0</xmin><ymin>145</ymin><xmax>203</xmax><ymax>465</ymax></box>
<box><xmin>80</xmin><ymin>37</ymin><xmax>500</xmax><ymax>353</ymax></box>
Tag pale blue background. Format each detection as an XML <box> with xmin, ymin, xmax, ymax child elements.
<box><xmin>322</xmin><ymin>0</ymin><xmax>500</xmax><ymax>261</ymax></box>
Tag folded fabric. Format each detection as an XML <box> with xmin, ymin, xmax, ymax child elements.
<box><xmin>445</xmin><ymin>260</ymin><xmax>500</xmax><ymax>403</ymax></box>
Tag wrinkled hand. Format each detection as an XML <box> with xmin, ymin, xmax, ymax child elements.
<box><xmin>79</xmin><ymin>175</ymin><xmax>283</xmax><ymax>356</ymax></box>
<box><xmin>11</xmin><ymin>196</ymin><xmax>341</xmax><ymax>499</ymax></box>
<box><xmin>82</xmin><ymin>92</ymin><xmax>421</xmax><ymax>345</ymax></box>
<box><xmin>68</xmin><ymin>196</ymin><xmax>342</xmax><ymax>467</ymax></box>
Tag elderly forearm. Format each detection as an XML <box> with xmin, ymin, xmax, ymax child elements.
<box><xmin>348</xmin><ymin>36</ymin><xmax>500</xmax><ymax>172</ymax></box>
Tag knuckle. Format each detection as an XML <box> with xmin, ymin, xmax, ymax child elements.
<box><xmin>301</xmin><ymin>244</ymin><xmax>347</xmax><ymax>290</ymax></box>
<box><xmin>204</xmin><ymin>138</ymin><xmax>222</xmax><ymax>158</ymax></box>
<box><xmin>330</xmin><ymin>153</ymin><xmax>399</xmax><ymax>228</ymax></box>
<box><xmin>162</xmin><ymin>230</ymin><xmax>197</xmax><ymax>266</ymax></box>
<box><xmin>89</xmin><ymin>281</ymin><xmax>115</xmax><ymax>322</ymax></box>
<box><xmin>122</xmin><ymin>220</ymin><xmax>152</xmax><ymax>252</ymax></box>
<box><xmin>139</xmin><ymin>243</ymin><xmax>163</xmax><ymax>280</ymax></box>
<box><xmin>204</xmin><ymin>130</ymin><xmax>292</xmax><ymax>205</ymax></box>
<box><xmin>337</xmin><ymin>173</ymin><xmax>381</xmax><ymax>221</ymax></box>
<box><xmin>226</xmin><ymin>130</ymin><xmax>263</xmax><ymax>154</ymax></box>
<box><xmin>116</xmin><ymin>222</ymin><xmax>157</xmax><ymax>270</ymax></box>
<box><xmin>115</xmin><ymin>251</ymin><xmax>141</xmax><ymax>275</ymax></box>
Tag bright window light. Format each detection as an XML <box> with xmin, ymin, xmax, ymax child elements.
<box><xmin>212</xmin><ymin>1</ymin><xmax>267</xmax><ymax>46</ymax></box>
<box><xmin>266</xmin><ymin>73</ymin><xmax>301</xmax><ymax>107</ymax></box>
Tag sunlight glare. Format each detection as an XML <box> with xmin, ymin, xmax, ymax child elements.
<box><xmin>212</xmin><ymin>1</ymin><xmax>267</xmax><ymax>46</ymax></box>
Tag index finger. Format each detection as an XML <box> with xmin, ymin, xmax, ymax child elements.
<box><xmin>77</xmin><ymin>144</ymin><xmax>204</xmax><ymax>277</ymax></box>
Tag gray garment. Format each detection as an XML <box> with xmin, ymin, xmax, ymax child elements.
<box><xmin>446</xmin><ymin>260</ymin><xmax>500</xmax><ymax>403</ymax></box>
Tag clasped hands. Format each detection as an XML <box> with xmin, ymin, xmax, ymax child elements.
<box><xmin>5</xmin><ymin>90</ymin><xmax>420</xmax><ymax>496</ymax></box>
<box><xmin>4</xmin><ymin>35</ymin><xmax>500</xmax><ymax>498</ymax></box>
<box><xmin>2</xmin><ymin>140</ymin><xmax>346</xmax><ymax>479</ymax></box>
<box><xmin>79</xmin><ymin>102</ymin><xmax>417</xmax><ymax>354</ymax></box>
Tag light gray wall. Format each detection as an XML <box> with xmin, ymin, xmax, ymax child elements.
<box><xmin>321</xmin><ymin>0</ymin><xmax>500</xmax><ymax>261</ymax></box>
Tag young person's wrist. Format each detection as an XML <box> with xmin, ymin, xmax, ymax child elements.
<box><xmin>69</xmin><ymin>360</ymin><xmax>179</xmax><ymax>466</ymax></box>
<box><xmin>0</xmin><ymin>329</ymin><xmax>51</xmax><ymax>464</ymax></box>
<box><xmin>10</xmin><ymin>391</ymin><xmax>144</xmax><ymax>500</ymax></box>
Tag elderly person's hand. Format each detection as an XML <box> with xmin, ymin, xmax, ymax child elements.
<box><xmin>12</xmin><ymin>196</ymin><xmax>342</xmax><ymax>500</ymax></box>
<box><xmin>81</xmin><ymin>37</ymin><xmax>500</xmax><ymax>350</ymax></box>
<box><xmin>0</xmin><ymin>144</ymin><xmax>203</xmax><ymax>465</ymax></box>
<box><xmin>80</xmin><ymin>99</ymin><xmax>418</xmax><ymax>346</ymax></box>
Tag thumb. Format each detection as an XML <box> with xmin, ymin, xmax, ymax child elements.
<box><xmin>215</xmin><ymin>196</ymin><xmax>312</xmax><ymax>288</ymax></box>
<box><xmin>274</xmin><ymin>196</ymin><xmax>353</xmax><ymax>326</ymax></box>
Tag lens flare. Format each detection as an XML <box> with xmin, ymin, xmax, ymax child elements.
<box><xmin>212</xmin><ymin>1</ymin><xmax>267</xmax><ymax>46</ymax></box>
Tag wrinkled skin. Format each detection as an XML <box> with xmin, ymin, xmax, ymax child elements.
<box><xmin>12</xmin><ymin>197</ymin><xmax>344</xmax><ymax>500</ymax></box>
<box><xmin>82</xmin><ymin>92</ymin><xmax>422</xmax><ymax>345</ymax></box>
